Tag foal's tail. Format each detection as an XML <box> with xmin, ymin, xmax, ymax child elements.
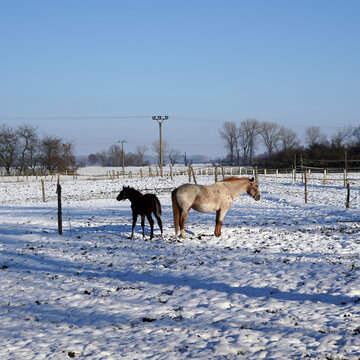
<box><xmin>171</xmin><ymin>188</ymin><xmax>180</xmax><ymax>236</ymax></box>
<box><xmin>154</xmin><ymin>195</ymin><xmax>162</xmax><ymax>218</ymax></box>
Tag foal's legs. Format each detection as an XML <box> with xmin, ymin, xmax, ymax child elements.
<box><xmin>146</xmin><ymin>213</ymin><xmax>154</xmax><ymax>239</ymax></box>
<box><xmin>153</xmin><ymin>212</ymin><xmax>164</xmax><ymax>240</ymax></box>
<box><xmin>154</xmin><ymin>213</ymin><xmax>164</xmax><ymax>239</ymax></box>
<box><xmin>141</xmin><ymin>215</ymin><xmax>145</xmax><ymax>237</ymax></box>
<box><xmin>130</xmin><ymin>212</ymin><xmax>138</xmax><ymax>239</ymax></box>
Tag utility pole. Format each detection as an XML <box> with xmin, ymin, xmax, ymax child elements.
<box><xmin>152</xmin><ymin>116</ymin><xmax>168</xmax><ymax>177</ymax></box>
<box><xmin>120</xmin><ymin>140</ymin><xmax>126</xmax><ymax>175</ymax></box>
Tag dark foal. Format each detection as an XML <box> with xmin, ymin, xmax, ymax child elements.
<box><xmin>116</xmin><ymin>186</ymin><xmax>164</xmax><ymax>239</ymax></box>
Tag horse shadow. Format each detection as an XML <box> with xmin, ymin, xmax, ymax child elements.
<box><xmin>71</xmin><ymin>223</ymin><xmax>163</xmax><ymax>239</ymax></box>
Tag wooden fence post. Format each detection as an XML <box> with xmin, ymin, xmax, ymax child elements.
<box><xmin>170</xmin><ymin>165</ymin><xmax>173</xmax><ymax>180</ymax></box>
<box><xmin>344</xmin><ymin>169</ymin><xmax>347</xmax><ymax>187</ymax></box>
<box><xmin>304</xmin><ymin>169</ymin><xmax>308</xmax><ymax>204</ymax></box>
<box><xmin>346</xmin><ymin>183</ymin><xmax>350</xmax><ymax>209</ymax></box>
<box><xmin>215</xmin><ymin>167</ymin><xmax>218</xmax><ymax>182</ymax></box>
<box><xmin>324</xmin><ymin>169</ymin><xmax>327</xmax><ymax>185</ymax></box>
<box><xmin>57</xmin><ymin>183</ymin><xmax>62</xmax><ymax>235</ymax></box>
<box><xmin>188</xmin><ymin>165</ymin><xmax>191</xmax><ymax>182</ymax></box>
<box><xmin>221</xmin><ymin>166</ymin><xmax>225</xmax><ymax>180</ymax></box>
<box><xmin>191</xmin><ymin>166</ymin><xmax>197</xmax><ymax>184</ymax></box>
<box><xmin>41</xmin><ymin>179</ymin><xmax>45</xmax><ymax>202</ymax></box>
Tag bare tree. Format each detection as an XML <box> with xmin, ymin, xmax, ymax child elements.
<box><xmin>331</xmin><ymin>126</ymin><xmax>353</xmax><ymax>148</ymax></box>
<box><xmin>168</xmin><ymin>148</ymin><xmax>181</xmax><ymax>165</ymax></box>
<box><xmin>279</xmin><ymin>126</ymin><xmax>299</xmax><ymax>151</ymax></box>
<box><xmin>88</xmin><ymin>154</ymin><xmax>98</xmax><ymax>165</ymax></box>
<box><xmin>152</xmin><ymin>140</ymin><xmax>169</xmax><ymax>166</ymax></box>
<box><xmin>305</xmin><ymin>126</ymin><xmax>327</xmax><ymax>148</ymax></box>
<box><xmin>108</xmin><ymin>144</ymin><xmax>122</xmax><ymax>166</ymax></box>
<box><xmin>96</xmin><ymin>150</ymin><xmax>109</xmax><ymax>166</ymax></box>
<box><xmin>135</xmin><ymin>145</ymin><xmax>148</xmax><ymax>166</ymax></box>
<box><xmin>125</xmin><ymin>152</ymin><xmax>140</xmax><ymax>166</ymax></box>
<box><xmin>0</xmin><ymin>124</ymin><xmax>19</xmax><ymax>174</ymax></box>
<box><xmin>260</xmin><ymin>122</ymin><xmax>282</xmax><ymax>156</ymax></box>
<box><xmin>352</xmin><ymin>125</ymin><xmax>360</xmax><ymax>144</ymax></box>
<box><xmin>219</xmin><ymin>122</ymin><xmax>239</xmax><ymax>165</ymax></box>
<box><xmin>17</xmin><ymin>124</ymin><xmax>39</xmax><ymax>174</ymax></box>
<box><xmin>238</xmin><ymin>119</ymin><xmax>260</xmax><ymax>165</ymax></box>
<box><xmin>40</xmin><ymin>136</ymin><xmax>64</xmax><ymax>172</ymax></box>
<box><xmin>61</xmin><ymin>141</ymin><xmax>77</xmax><ymax>171</ymax></box>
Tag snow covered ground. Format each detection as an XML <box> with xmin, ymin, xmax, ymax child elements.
<box><xmin>1</xmin><ymin>169</ymin><xmax>360</xmax><ymax>359</ymax></box>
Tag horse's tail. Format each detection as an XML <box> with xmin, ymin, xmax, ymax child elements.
<box><xmin>154</xmin><ymin>195</ymin><xmax>162</xmax><ymax>218</ymax></box>
<box><xmin>171</xmin><ymin>188</ymin><xmax>180</xmax><ymax>236</ymax></box>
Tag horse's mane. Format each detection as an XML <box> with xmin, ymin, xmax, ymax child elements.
<box><xmin>126</xmin><ymin>187</ymin><xmax>143</xmax><ymax>197</ymax></box>
<box><xmin>220</xmin><ymin>177</ymin><xmax>248</xmax><ymax>183</ymax></box>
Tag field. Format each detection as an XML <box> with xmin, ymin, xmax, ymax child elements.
<box><xmin>1</xmin><ymin>168</ymin><xmax>360</xmax><ymax>359</ymax></box>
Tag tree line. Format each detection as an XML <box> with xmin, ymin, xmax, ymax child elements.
<box><xmin>87</xmin><ymin>140</ymin><xmax>185</xmax><ymax>167</ymax></box>
<box><xmin>0</xmin><ymin>124</ymin><xmax>76</xmax><ymax>175</ymax></box>
<box><xmin>2</xmin><ymin>121</ymin><xmax>359</xmax><ymax>175</ymax></box>
<box><xmin>219</xmin><ymin>120</ymin><xmax>360</xmax><ymax>169</ymax></box>
<box><xmin>0</xmin><ymin>123</ymin><xmax>186</xmax><ymax>175</ymax></box>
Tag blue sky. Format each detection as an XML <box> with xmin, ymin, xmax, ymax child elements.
<box><xmin>0</xmin><ymin>0</ymin><xmax>359</xmax><ymax>158</ymax></box>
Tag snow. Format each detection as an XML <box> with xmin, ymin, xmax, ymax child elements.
<box><xmin>1</xmin><ymin>169</ymin><xmax>360</xmax><ymax>359</ymax></box>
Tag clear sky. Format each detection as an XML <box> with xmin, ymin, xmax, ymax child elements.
<box><xmin>0</xmin><ymin>0</ymin><xmax>359</xmax><ymax>158</ymax></box>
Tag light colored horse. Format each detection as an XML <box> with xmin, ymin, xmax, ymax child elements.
<box><xmin>171</xmin><ymin>177</ymin><xmax>260</xmax><ymax>238</ymax></box>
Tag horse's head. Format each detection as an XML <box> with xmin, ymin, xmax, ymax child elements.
<box><xmin>116</xmin><ymin>186</ymin><xmax>130</xmax><ymax>201</ymax></box>
<box><xmin>247</xmin><ymin>177</ymin><xmax>260</xmax><ymax>201</ymax></box>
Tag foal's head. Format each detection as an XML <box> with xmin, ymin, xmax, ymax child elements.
<box><xmin>117</xmin><ymin>186</ymin><xmax>131</xmax><ymax>201</ymax></box>
<box><xmin>247</xmin><ymin>177</ymin><xmax>260</xmax><ymax>201</ymax></box>
<box><xmin>117</xmin><ymin>186</ymin><xmax>142</xmax><ymax>201</ymax></box>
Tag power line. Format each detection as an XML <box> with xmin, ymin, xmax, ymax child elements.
<box><xmin>1</xmin><ymin>115</ymin><xmax>355</xmax><ymax>130</ymax></box>
<box><xmin>0</xmin><ymin>115</ymin><xmax>151</xmax><ymax>120</ymax></box>
<box><xmin>0</xmin><ymin>114</ymin><xmax>220</xmax><ymax>122</ymax></box>
<box><xmin>171</xmin><ymin>116</ymin><xmax>221</xmax><ymax>123</ymax></box>
<box><xmin>76</xmin><ymin>140</ymin><xmax>223</xmax><ymax>148</ymax></box>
